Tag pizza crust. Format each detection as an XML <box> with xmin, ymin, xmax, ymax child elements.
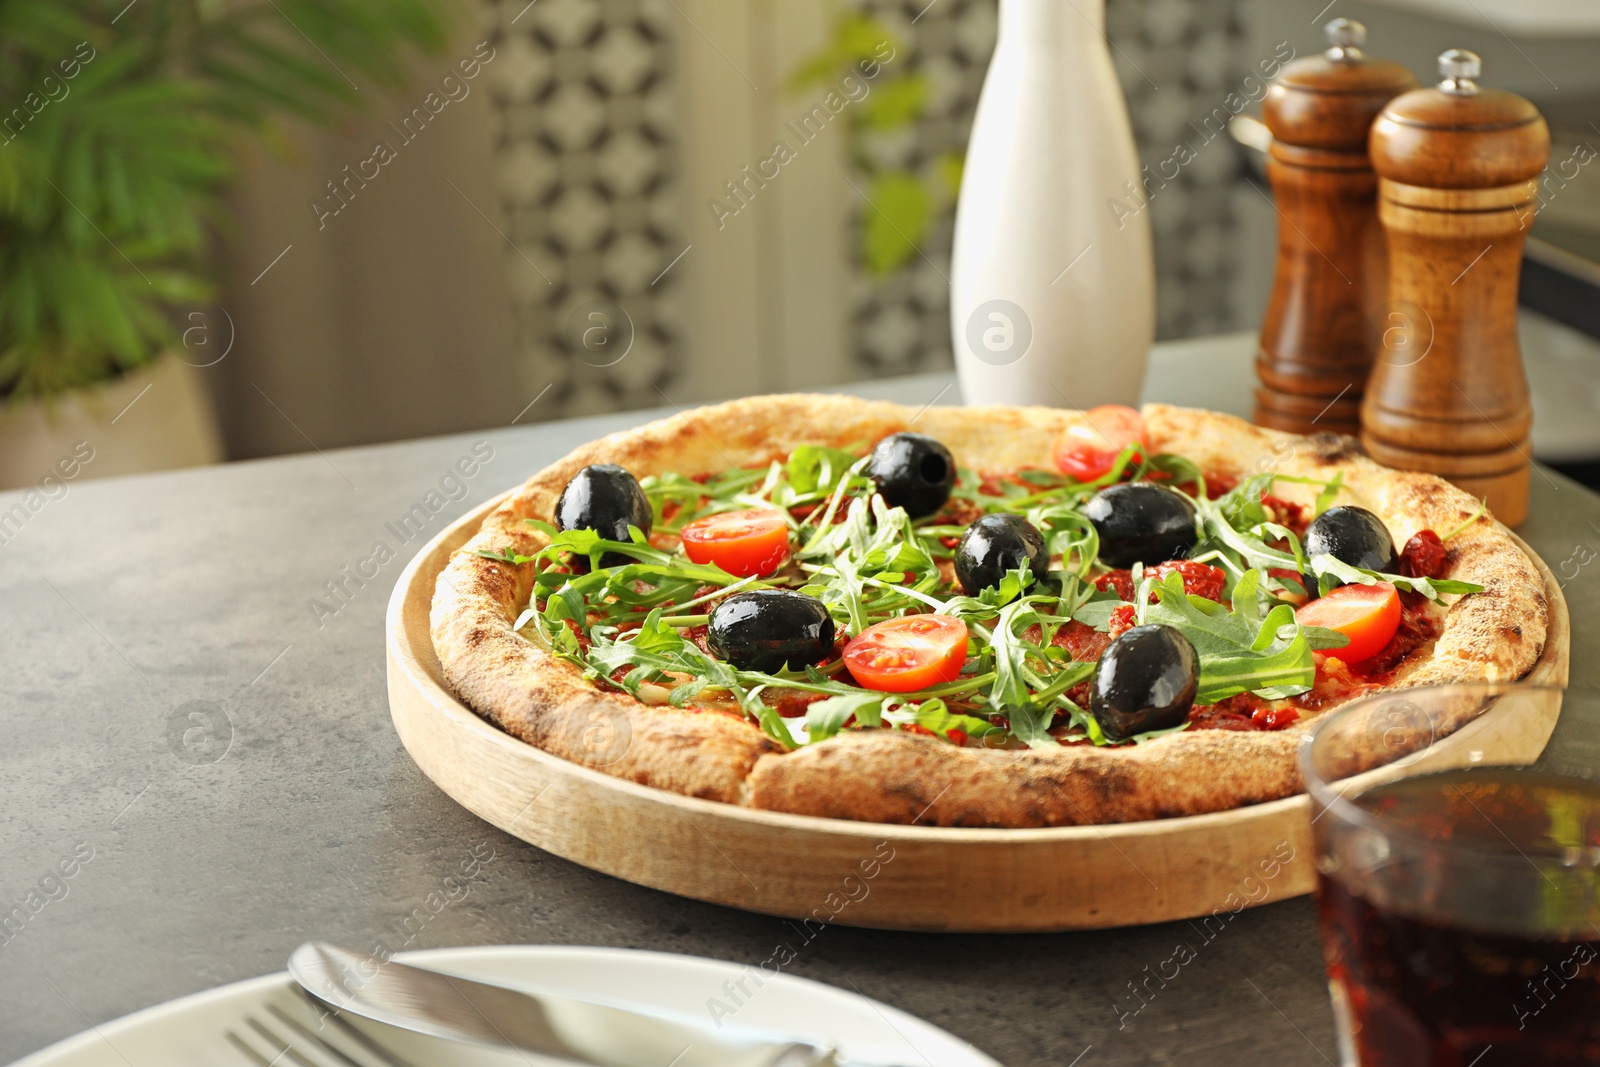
<box><xmin>430</xmin><ymin>396</ymin><xmax>1548</xmax><ymax>827</ymax></box>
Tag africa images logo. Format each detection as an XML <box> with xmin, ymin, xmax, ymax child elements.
<box><xmin>965</xmin><ymin>299</ymin><xmax>1033</xmax><ymax>366</ymax></box>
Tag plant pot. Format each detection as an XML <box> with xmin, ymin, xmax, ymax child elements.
<box><xmin>0</xmin><ymin>355</ymin><xmax>224</xmax><ymax>492</ymax></box>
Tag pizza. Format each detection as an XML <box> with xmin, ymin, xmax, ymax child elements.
<box><xmin>430</xmin><ymin>396</ymin><xmax>1549</xmax><ymax>828</ymax></box>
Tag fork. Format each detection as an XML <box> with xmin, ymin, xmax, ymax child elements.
<box><xmin>224</xmin><ymin>988</ymin><xmax>419</xmax><ymax>1067</ymax></box>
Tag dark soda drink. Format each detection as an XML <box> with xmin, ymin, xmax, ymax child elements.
<box><xmin>1316</xmin><ymin>768</ymin><xmax>1600</xmax><ymax>1065</ymax></box>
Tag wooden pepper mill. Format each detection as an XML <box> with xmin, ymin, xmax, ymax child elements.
<box><xmin>1254</xmin><ymin>19</ymin><xmax>1418</xmax><ymax>435</ymax></box>
<box><xmin>1361</xmin><ymin>50</ymin><xmax>1550</xmax><ymax>527</ymax></box>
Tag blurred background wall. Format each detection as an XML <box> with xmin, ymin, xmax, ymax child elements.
<box><xmin>203</xmin><ymin>0</ymin><xmax>1600</xmax><ymax>460</ymax></box>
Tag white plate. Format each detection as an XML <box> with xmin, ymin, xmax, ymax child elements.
<box><xmin>12</xmin><ymin>945</ymin><xmax>999</xmax><ymax>1067</ymax></box>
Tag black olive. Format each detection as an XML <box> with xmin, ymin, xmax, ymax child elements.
<box><xmin>555</xmin><ymin>463</ymin><xmax>652</xmax><ymax>568</ymax></box>
<box><xmin>708</xmin><ymin>590</ymin><xmax>836</xmax><ymax>673</ymax></box>
<box><xmin>867</xmin><ymin>432</ymin><xmax>956</xmax><ymax>518</ymax></box>
<box><xmin>1090</xmin><ymin>624</ymin><xmax>1199</xmax><ymax>742</ymax></box>
<box><xmin>1084</xmin><ymin>483</ymin><xmax>1198</xmax><ymax>568</ymax></box>
<box><xmin>955</xmin><ymin>514</ymin><xmax>1049</xmax><ymax>596</ymax></box>
<box><xmin>1304</xmin><ymin>506</ymin><xmax>1398</xmax><ymax>575</ymax></box>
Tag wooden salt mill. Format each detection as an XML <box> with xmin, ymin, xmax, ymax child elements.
<box><xmin>1361</xmin><ymin>50</ymin><xmax>1549</xmax><ymax>526</ymax></box>
<box><xmin>1254</xmin><ymin>19</ymin><xmax>1417</xmax><ymax>435</ymax></box>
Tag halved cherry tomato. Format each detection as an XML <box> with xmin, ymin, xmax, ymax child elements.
<box><xmin>679</xmin><ymin>508</ymin><xmax>790</xmax><ymax>577</ymax></box>
<box><xmin>1295</xmin><ymin>581</ymin><xmax>1402</xmax><ymax>664</ymax></box>
<box><xmin>843</xmin><ymin>614</ymin><xmax>970</xmax><ymax>693</ymax></box>
<box><xmin>1053</xmin><ymin>405</ymin><xmax>1147</xmax><ymax>481</ymax></box>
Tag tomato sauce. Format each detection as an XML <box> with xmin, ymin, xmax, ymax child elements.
<box><xmin>1186</xmin><ymin>695</ymin><xmax>1263</xmax><ymax>731</ymax></box>
<box><xmin>683</xmin><ymin>624</ymin><xmax>714</xmax><ymax>656</ymax></box>
<box><xmin>1094</xmin><ymin>560</ymin><xmax>1227</xmax><ymax>603</ymax></box>
<box><xmin>1093</xmin><ymin>570</ymin><xmax>1137</xmax><ymax>601</ymax></box>
<box><xmin>1107</xmin><ymin>604</ymin><xmax>1137</xmax><ymax>638</ymax></box>
<box><xmin>900</xmin><ymin>722</ymin><xmax>969</xmax><ymax>746</ymax></box>
<box><xmin>936</xmin><ymin>497</ymin><xmax>986</xmax><ymax>528</ymax></box>
<box><xmin>1186</xmin><ymin>692</ymin><xmax>1301</xmax><ymax>732</ymax></box>
<box><xmin>1260</xmin><ymin>493</ymin><xmax>1309</xmax><ymax>537</ymax></box>
<box><xmin>1294</xmin><ymin>654</ymin><xmax>1373</xmax><ymax>712</ymax></box>
<box><xmin>770</xmin><ymin>690</ymin><xmax>829</xmax><ymax>719</ymax></box>
<box><xmin>1051</xmin><ymin>620</ymin><xmax>1112</xmax><ymax>662</ymax></box>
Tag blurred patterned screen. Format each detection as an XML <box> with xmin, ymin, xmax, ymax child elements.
<box><xmin>478</xmin><ymin>0</ymin><xmax>1254</xmax><ymax>407</ymax></box>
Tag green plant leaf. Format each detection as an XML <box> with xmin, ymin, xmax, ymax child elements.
<box><xmin>858</xmin><ymin>74</ymin><xmax>928</xmax><ymax>129</ymax></box>
<box><xmin>861</xmin><ymin>171</ymin><xmax>932</xmax><ymax>276</ymax></box>
<box><xmin>0</xmin><ymin>0</ymin><xmax>455</xmax><ymax>400</ymax></box>
<box><xmin>786</xmin><ymin>14</ymin><xmax>899</xmax><ymax>91</ymax></box>
<box><xmin>936</xmin><ymin>151</ymin><xmax>965</xmax><ymax>197</ymax></box>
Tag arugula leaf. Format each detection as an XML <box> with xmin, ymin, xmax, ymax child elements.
<box><xmin>1015</xmin><ymin>469</ymin><xmax>1067</xmax><ymax>488</ymax></box>
<box><xmin>1140</xmin><ymin>453</ymin><xmax>1208</xmax><ymax>497</ymax></box>
<box><xmin>775</xmin><ymin>444</ymin><xmax>866</xmax><ymax>508</ymax></box>
<box><xmin>474</xmin><ymin>546</ymin><xmax>537</xmax><ymax>566</ymax></box>
<box><xmin>1297</xmin><ymin>622</ymin><xmax>1353</xmax><ymax>651</ymax></box>
<box><xmin>640</xmin><ymin>469</ymin><xmax>766</xmax><ymax>531</ymax></box>
<box><xmin>1213</xmin><ymin>473</ymin><xmax>1277</xmax><ymax>536</ymax></box>
<box><xmin>630</xmin><ymin>612</ymin><xmax>687</xmax><ymax>654</ymax></box>
<box><xmin>882</xmin><ymin>698</ymin><xmax>1001</xmax><ymax>741</ymax></box>
<box><xmin>1085</xmin><ymin>443</ymin><xmax>1155</xmax><ymax>489</ymax></box>
<box><xmin>1188</xmin><ymin>492</ymin><xmax>1300</xmax><ymax>596</ymax></box>
<box><xmin>1201</xmin><ymin>618</ymin><xmax>1318</xmax><ymax>702</ymax></box>
<box><xmin>984</xmin><ymin>598</ymin><xmax>1047</xmax><ymax>709</ymax></box>
<box><xmin>801</xmin><ymin>495</ymin><xmax>947</xmax><ymax>630</ymax></box>
<box><xmin>1003</xmin><ymin>703</ymin><xmax>1059</xmax><ymax>749</ymax></box>
<box><xmin>1142</xmin><ymin>572</ymin><xmax>1235</xmax><ymax>650</ymax></box>
<box><xmin>805</xmin><ymin>690</ymin><xmax>887</xmax><ymax>742</ymax></box>
<box><xmin>974</xmin><ymin>595</ymin><xmax>1091</xmax><ymax>749</ymax></box>
<box><xmin>1142</xmin><ymin>570</ymin><xmax>1322</xmax><ymax>702</ymax></box>
<box><xmin>1314</xmin><ymin>471</ymin><xmax>1345</xmax><ymax>515</ymax></box>
<box><xmin>1127</xmin><ymin>720</ymin><xmax>1194</xmax><ymax>743</ymax></box>
<box><xmin>1071</xmin><ymin>592</ymin><xmax>1124</xmax><ymax>631</ymax></box>
<box><xmin>941</xmin><ymin>570</ymin><xmax>1034</xmax><ymax>620</ymax></box>
<box><xmin>1228</xmin><ymin>566</ymin><xmax>1344</xmax><ymax>649</ymax></box>
<box><xmin>521</xmin><ymin>525</ymin><xmax>751</xmax><ymax>605</ymax></box>
<box><xmin>579</xmin><ymin>610</ymin><xmax>812</xmax><ymax>748</ymax></box>
<box><xmin>744</xmin><ymin>688</ymin><xmax>802</xmax><ymax>750</ymax></box>
<box><xmin>1029</xmin><ymin>506</ymin><xmax>1099</xmax><ymax>580</ymax></box>
<box><xmin>1064</xmin><ymin>703</ymin><xmax>1193</xmax><ymax>746</ymax></box>
<box><xmin>1180</xmin><ymin>471</ymin><xmax>1337</xmax><ymax>601</ymax></box>
<box><xmin>582</xmin><ymin>610</ymin><xmax>686</xmax><ymax>682</ymax></box>
<box><xmin>1258</xmin><ymin>521</ymin><xmax>1310</xmax><ymax>574</ymax></box>
<box><xmin>1441</xmin><ymin>497</ymin><xmax>1488</xmax><ymax>542</ymax></box>
<box><xmin>1308</xmin><ymin>553</ymin><xmax>1484</xmax><ymax>602</ymax></box>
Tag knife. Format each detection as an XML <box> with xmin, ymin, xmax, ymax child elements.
<box><xmin>289</xmin><ymin>942</ymin><xmax>900</xmax><ymax>1067</ymax></box>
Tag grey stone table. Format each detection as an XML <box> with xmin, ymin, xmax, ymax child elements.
<box><xmin>4</xmin><ymin>345</ymin><xmax>1599</xmax><ymax>1065</ymax></box>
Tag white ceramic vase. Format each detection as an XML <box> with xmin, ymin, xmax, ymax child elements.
<box><xmin>950</xmin><ymin>0</ymin><xmax>1155</xmax><ymax>408</ymax></box>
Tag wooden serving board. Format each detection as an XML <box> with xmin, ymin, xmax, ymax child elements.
<box><xmin>386</xmin><ymin>495</ymin><xmax>1570</xmax><ymax>932</ymax></box>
